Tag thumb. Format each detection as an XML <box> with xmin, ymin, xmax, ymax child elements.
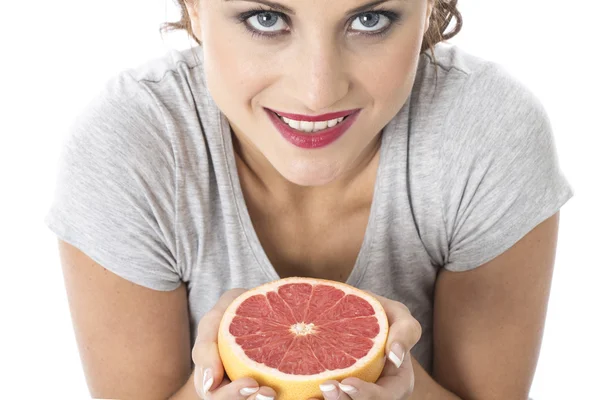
<box><xmin>192</xmin><ymin>289</ymin><xmax>247</xmax><ymax>397</ymax></box>
<box><xmin>193</xmin><ymin>339</ymin><xmax>227</xmax><ymax>397</ymax></box>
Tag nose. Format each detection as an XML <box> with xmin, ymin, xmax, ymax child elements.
<box><xmin>291</xmin><ymin>37</ymin><xmax>350</xmax><ymax>113</ymax></box>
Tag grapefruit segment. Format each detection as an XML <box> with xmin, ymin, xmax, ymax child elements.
<box><xmin>319</xmin><ymin>316</ymin><xmax>381</xmax><ymax>337</ymax></box>
<box><xmin>319</xmin><ymin>332</ymin><xmax>373</xmax><ymax>359</ymax></box>
<box><xmin>303</xmin><ymin>284</ymin><xmax>345</xmax><ymax>322</ymax></box>
<box><xmin>279</xmin><ymin>336</ymin><xmax>324</xmax><ymax>375</ymax></box>
<box><xmin>229</xmin><ymin>317</ymin><xmax>287</xmax><ymax>336</ymax></box>
<box><xmin>278</xmin><ymin>283</ymin><xmax>313</xmax><ymax>321</ymax></box>
<box><xmin>312</xmin><ymin>294</ymin><xmax>375</xmax><ymax>324</ymax></box>
<box><xmin>218</xmin><ymin>277</ymin><xmax>389</xmax><ymax>400</ymax></box>
<box><xmin>236</xmin><ymin>294</ymin><xmax>271</xmax><ymax>318</ymax></box>
<box><xmin>242</xmin><ymin>335</ymin><xmax>294</xmax><ymax>367</ymax></box>
<box><xmin>306</xmin><ymin>334</ymin><xmax>356</xmax><ymax>370</ymax></box>
<box><xmin>266</xmin><ymin>291</ymin><xmax>297</xmax><ymax>325</ymax></box>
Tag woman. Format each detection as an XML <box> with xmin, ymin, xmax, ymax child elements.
<box><xmin>46</xmin><ymin>0</ymin><xmax>572</xmax><ymax>399</ymax></box>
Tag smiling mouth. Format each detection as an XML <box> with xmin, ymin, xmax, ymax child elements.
<box><xmin>271</xmin><ymin>111</ymin><xmax>352</xmax><ymax>133</ymax></box>
<box><xmin>265</xmin><ymin>107</ymin><xmax>361</xmax><ymax>149</ymax></box>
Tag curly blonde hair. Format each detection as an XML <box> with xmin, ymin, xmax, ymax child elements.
<box><xmin>160</xmin><ymin>0</ymin><xmax>462</xmax><ymax>68</ymax></box>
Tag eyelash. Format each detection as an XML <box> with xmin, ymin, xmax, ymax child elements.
<box><xmin>236</xmin><ymin>7</ymin><xmax>402</xmax><ymax>40</ymax></box>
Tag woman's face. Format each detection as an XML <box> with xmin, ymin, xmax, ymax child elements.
<box><xmin>187</xmin><ymin>0</ymin><xmax>433</xmax><ymax>186</ymax></box>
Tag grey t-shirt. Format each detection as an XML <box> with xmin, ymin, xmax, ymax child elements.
<box><xmin>45</xmin><ymin>43</ymin><xmax>573</xmax><ymax>374</ymax></box>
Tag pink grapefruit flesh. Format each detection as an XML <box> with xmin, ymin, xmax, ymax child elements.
<box><xmin>218</xmin><ymin>277</ymin><xmax>389</xmax><ymax>400</ymax></box>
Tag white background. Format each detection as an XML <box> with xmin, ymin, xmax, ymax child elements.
<box><xmin>1</xmin><ymin>0</ymin><xmax>598</xmax><ymax>398</ymax></box>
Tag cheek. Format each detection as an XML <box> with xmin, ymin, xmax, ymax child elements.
<box><xmin>201</xmin><ymin>19</ymin><xmax>269</xmax><ymax>109</ymax></box>
<box><xmin>356</xmin><ymin>50</ymin><xmax>418</xmax><ymax>114</ymax></box>
<box><xmin>371</xmin><ymin>36</ymin><xmax>423</xmax><ymax>105</ymax></box>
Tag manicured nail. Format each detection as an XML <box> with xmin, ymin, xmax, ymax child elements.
<box><xmin>256</xmin><ymin>394</ymin><xmax>275</xmax><ymax>400</ymax></box>
<box><xmin>339</xmin><ymin>383</ymin><xmax>358</xmax><ymax>395</ymax></box>
<box><xmin>202</xmin><ymin>368</ymin><xmax>213</xmax><ymax>395</ymax></box>
<box><xmin>320</xmin><ymin>383</ymin><xmax>339</xmax><ymax>399</ymax></box>
<box><xmin>240</xmin><ymin>387</ymin><xmax>260</xmax><ymax>396</ymax></box>
<box><xmin>388</xmin><ymin>342</ymin><xmax>405</xmax><ymax>368</ymax></box>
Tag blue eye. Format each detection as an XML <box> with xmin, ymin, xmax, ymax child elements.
<box><xmin>237</xmin><ymin>8</ymin><xmax>401</xmax><ymax>40</ymax></box>
<box><xmin>350</xmin><ymin>12</ymin><xmax>393</xmax><ymax>33</ymax></box>
<box><xmin>236</xmin><ymin>8</ymin><xmax>290</xmax><ymax>39</ymax></box>
<box><xmin>246</xmin><ymin>11</ymin><xmax>289</xmax><ymax>34</ymax></box>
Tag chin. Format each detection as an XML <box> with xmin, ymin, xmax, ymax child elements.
<box><xmin>278</xmin><ymin>158</ymin><xmax>343</xmax><ymax>187</ymax></box>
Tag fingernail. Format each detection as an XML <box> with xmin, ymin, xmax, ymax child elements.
<box><xmin>256</xmin><ymin>394</ymin><xmax>275</xmax><ymax>400</ymax></box>
<box><xmin>240</xmin><ymin>387</ymin><xmax>259</xmax><ymax>396</ymax></box>
<box><xmin>319</xmin><ymin>383</ymin><xmax>339</xmax><ymax>400</ymax></box>
<box><xmin>388</xmin><ymin>342</ymin><xmax>405</xmax><ymax>368</ymax></box>
<box><xmin>339</xmin><ymin>383</ymin><xmax>358</xmax><ymax>395</ymax></box>
<box><xmin>202</xmin><ymin>368</ymin><xmax>213</xmax><ymax>395</ymax></box>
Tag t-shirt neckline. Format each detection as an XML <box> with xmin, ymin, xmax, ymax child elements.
<box><xmin>218</xmin><ymin>109</ymin><xmax>399</xmax><ymax>286</ymax></box>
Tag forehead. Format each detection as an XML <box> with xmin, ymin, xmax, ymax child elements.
<box><xmin>221</xmin><ymin>0</ymin><xmax>411</xmax><ymax>15</ymax></box>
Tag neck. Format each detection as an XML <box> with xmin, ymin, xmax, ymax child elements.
<box><xmin>231</xmin><ymin>128</ymin><xmax>382</xmax><ymax>210</ymax></box>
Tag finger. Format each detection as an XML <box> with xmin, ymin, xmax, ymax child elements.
<box><xmin>340</xmin><ymin>356</ymin><xmax>413</xmax><ymax>399</ymax></box>
<box><xmin>193</xmin><ymin>288</ymin><xmax>248</xmax><ymax>396</ymax></box>
<box><xmin>196</xmin><ymin>288</ymin><xmax>248</xmax><ymax>344</ymax></box>
<box><xmin>367</xmin><ymin>293</ymin><xmax>422</xmax><ymax>368</ymax></box>
<box><xmin>192</xmin><ymin>315</ymin><xmax>224</xmax><ymax>397</ymax></box>
<box><xmin>368</xmin><ymin>292</ymin><xmax>413</xmax><ymax>331</ymax></box>
<box><xmin>385</xmin><ymin>317</ymin><xmax>421</xmax><ymax>371</ymax></box>
<box><xmin>318</xmin><ymin>381</ymin><xmax>352</xmax><ymax>400</ymax></box>
<box><xmin>247</xmin><ymin>386</ymin><xmax>277</xmax><ymax>400</ymax></box>
<box><xmin>199</xmin><ymin>376</ymin><xmax>263</xmax><ymax>400</ymax></box>
<box><xmin>373</xmin><ymin>351</ymin><xmax>415</xmax><ymax>396</ymax></box>
<box><xmin>193</xmin><ymin>347</ymin><xmax>223</xmax><ymax>397</ymax></box>
<box><xmin>337</xmin><ymin>352</ymin><xmax>415</xmax><ymax>400</ymax></box>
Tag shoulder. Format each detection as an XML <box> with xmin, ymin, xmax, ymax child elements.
<box><xmin>413</xmin><ymin>44</ymin><xmax>552</xmax><ymax>158</ymax></box>
<box><xmin>420</xmin><ymin>42</ymin><xmax>485</xmax><ymax>76</ymax></box>
<box><xmin>416</xmin><ymin>43</ymin><xmax>546</xmax><ymax>119</ymax></box>
<box><xmin>88</xmin><ymin>46</ymin><xmax>206</xmax><ymax>124</ymax></box>
<box><xmin>70</xmin><ymin>47</ymin><xmax>209</xmax><ymax>164</ymax></box>
<box><xmin>125</xmin><ymin>46</ymin><xmax>204</xmax><ymax>84</ymax></box>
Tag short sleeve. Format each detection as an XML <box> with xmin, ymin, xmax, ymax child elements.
<box><xmin>44</xmin><ymin>71</ymin><xmax>181</xmax><ymax>290</ymax></box>
<box><xmin>439</xmin><ymin>63</ymin><xmax>573</xmax><ymax>272</ymax></box>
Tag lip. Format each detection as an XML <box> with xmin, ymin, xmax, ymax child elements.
<box><xmin>266</xmin><ymin>108</ymin><xmax>361</xmax><ymax>149</ymax></box>
<box><xmin>266</xmin><ymin>108</ymin><xmax>360</xmax><ymax>122</ymax></box>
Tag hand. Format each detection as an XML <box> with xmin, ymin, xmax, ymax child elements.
<box><xmin>310</xmin><ymin>293</ymin><xmax>422</xmax><ymax>400</ymax></box>
<box><xmin>192</xmin><ymin>288</ymin><xmax>278</xmax><ymax>400</ymax></box>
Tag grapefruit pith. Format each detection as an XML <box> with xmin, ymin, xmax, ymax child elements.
<box><xmin>217</xmin><ymin>277</ymin><xmax>389</xmax><ymax>400</ymax></box>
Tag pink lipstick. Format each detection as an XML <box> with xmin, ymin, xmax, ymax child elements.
<box><xmin>265</xmin><ymin>108</ymin><xmax>361</xmax><ymax>149</ymax></box>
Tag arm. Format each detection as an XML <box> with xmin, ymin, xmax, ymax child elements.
<box><xmin>415</xmin><ymin>213</ymin><xmax>560</xmax><ymax>400</ymax></box>
<box><xmin>58</xmin><ymin>240</ymin><xmax>193</xmax><ymax>399</ymax></box>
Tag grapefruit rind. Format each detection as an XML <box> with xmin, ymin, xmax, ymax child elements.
<box><xmin>217</xmin><ymin>277</ymin><xmax>389</xmax><ymax>400</ymax></box>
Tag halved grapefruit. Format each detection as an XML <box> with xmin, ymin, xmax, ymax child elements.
<box><xmin>217</xmin><ymin>277</ymin><xmax>389</xmax><ymax>400</ymax></box>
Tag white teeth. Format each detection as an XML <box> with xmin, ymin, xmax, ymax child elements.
<box><xmin>279</xmin><ymin>115</ymin><xmax>346</xmax><ymax>133</ymax></box>
<box><xmin>314</xmin><ymin>121</ymin><xmax>328</xmax><ymax>130</ymax></box>
<box><xmin>281</xmin><ymin>116</ymin><xmax>301</xmax><ymax>129</ymax></box>
<box><xmin>300</xmin><ymin>120</ymin><xmax>314</xmax><ymax>132</ymax></box>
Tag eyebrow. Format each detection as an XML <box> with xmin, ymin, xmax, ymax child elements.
<box><xmin>223</xmin><ymin>0</ymin><xmax>403</xmax><ymax>16</ymax></box>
